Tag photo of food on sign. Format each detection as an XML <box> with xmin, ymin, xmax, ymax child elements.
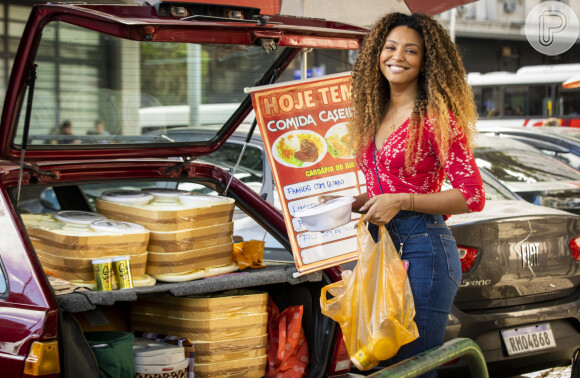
<box><xmin>324</xmin><ymin>123</ymin><xmax>354</xmax><ymax>159</ymax></box>
<box><xmin>272</xmin><ymin>130</ymin><xmax>327</xmax><ymax>168</ymax></box>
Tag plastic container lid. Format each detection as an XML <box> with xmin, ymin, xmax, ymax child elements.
<box><xmin>177</xmin><ymin>193</ymin><xmax>233</xmax><ymax>207</ymax></box>
<box><xmin>90</xmin><ymin>220</ymin><xmax>147</xmax><ymax>234</ymax></box>
<box><xmin>141</xmin><ymin>188</ymin><xmax>189</xmax><ymax>203</ymax></box>
<box><xmin>54</xmin><ymin>211</ymin><xmax>106</xmax><ymax>225</ymax></box>
<box><xmin>100</xmin><ymin>190</ymin><xmax>154</xmax><ymax>205</ymax></box>
<box><xmin>111</xmin><ymin>255</ymin><xmax>131</xmax><ymax>262</ymax></box>
<box><xmin>294</xmin><ymin>196</ymin><xmax>355</xmax><ymax>232</ymax></box>
<box><xmin>91</xmin><ymin>258</ymin><xmax>112</xmax><ymax>265</ymax></box>
<box><xmin>294</xmin><ymin>197</ymin><xmax>355</xmax><ymax>217</ymax></box>
<box><xmin>133</xmin><ymin>338</ymin><xmax>185</xmax><ymax>365</ymax></box>
<box><xmin>134</xmin><ymin>359</ymin><xmax>188</xmax><ymax>375</ymax></box>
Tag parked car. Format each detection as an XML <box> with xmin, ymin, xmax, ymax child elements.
<box><xmin>147</xmin><ymin>126</ymin><xmax>580</xmax><ymax>376</ymax></box>
<box><xmin>474</xmin><ymin>134</ymin><xmax>580</xmax><ymax>215</ymax></box>
<box><xmin>479</xmin><ymin>126</ymin><xmax>580</xmax><ymax>170</ymax></box>
<box><xmin>440</xmin><ymin>168</ymin><xmax>580</xmax><ymax>376</ymax></box>
<box><xmin>0</xmin><ymin>2</ymin><xmax>369</xmax><ymax>376</ymax></box>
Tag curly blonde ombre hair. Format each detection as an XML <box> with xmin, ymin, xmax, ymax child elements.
<box><xmin>349</xmin><ymin>12</ymin><xmax>478</xmax><ymax>171</ymax></box>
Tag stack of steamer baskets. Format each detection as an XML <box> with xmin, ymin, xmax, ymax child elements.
<box><xmin>95</xmin><ymin>189</ymin><xmax>238</xmax><ymax>282</ymax></box>
<box><xmin>21</xmin><ymin>211</ymin><xmax>150</xmax><ymax>286</ymax></box>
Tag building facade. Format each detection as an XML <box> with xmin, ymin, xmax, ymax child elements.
<box><xmin>1</xmin><ymin>0</ymin><xmax>579</xmax><ymax>106</ymax></box>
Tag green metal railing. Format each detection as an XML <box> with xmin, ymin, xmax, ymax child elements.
<box><xmin>367</xmin><ymin>338</ymin><xmax>489</xmax><ymax>378</ymax></box>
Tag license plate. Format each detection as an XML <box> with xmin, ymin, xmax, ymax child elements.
<box><xmin>501</xmin><ymin>323</ymin><xmax>556</xmax><ymax>356</ymax></box>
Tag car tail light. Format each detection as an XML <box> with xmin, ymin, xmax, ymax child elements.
<box><xmin>327</xmin><ymin>328</ymin><xmax>352</xmax><ymax>376</ymax></box>
<box><xmin>457</xmin><ymin>246</ymin><xmax>478</xmax><ymax>273</ymax></box>
<box><xmin>23</xmin><ymin>340</ymin><xmax>60</xmax><ymax>376</ymax></box>
<box><xmin>570</xmin><ymin>236</ymin><xmax>580</xmax><ymax>261</ymax></box>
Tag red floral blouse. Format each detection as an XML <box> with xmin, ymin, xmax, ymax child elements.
<box><xmin>359</xmin><ymin>115</ymin><xmax>485</xmax><ymax>213</ymax></box>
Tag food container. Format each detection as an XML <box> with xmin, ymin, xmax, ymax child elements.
<box><xmin>130</xmin><ymin>291</ymin><xmax>268</xmax><ymax>342</ymax></box>
<box><xmin>145</xmin><ymin>243</ymin><xmax>234</xmax><ymax>275</ymax></box>
<box><xmin>135</xmin><ymin>359</ymin><xmax>189</xmax><ymax>378</ymax></box>
<box><xmin>194</xmin><ymin>354</ymin><xmax>267</xmax><ymax>378</ymax></box>
<box><xmin>294</xmin><ymin>196</ymin><xmax>355</xmax><ymax>232</ymax></box>
<box><xmin>22</xmin><ymin>212</ymin><xmax>150</xmax><ymax>282</ymax></box>
<box><xmin>95</xmin><ymin>190</ymin><xmax>235</xmax><ymax>232</ymax></box>
<box><xmin>133</xmin><ymin>337</ymin><xmax>185</xmax><ymax>365</ymax></box>
<box><xmin>193</xmin><ymin>334</ymin><xmax>267</xmax><ymax>364</ymax></box>
<box><xmin>147</xmin><ymin>222</ymin><xmax>234</xmax><ymax>253</ymax></box>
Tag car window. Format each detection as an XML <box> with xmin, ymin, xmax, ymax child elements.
<box><xmin>15</xmin><ymin>21</ymin><xmax>286</xmax><ymax>146</ymax></box>
<box><xmin>540</xmin><ymin>149</ymin><xmax>580</xmax><ymax>171</ymax></box>
<box><xmin>0</xmin><ymin>258</ymin><xmax>7</xmax><ymax>298</ymax></box>
<box><xmin>474</xmin><ymin>149</ymin><xmax>580</xmax><ymax>183</ymax></box>
<box><xmin>198</xmin><ymin>142</ymin><xmax>265</xmax><ymax>194</ymax></box>
<box><xmin>480</xmin><ymin>170</ymin><xmax>519</xmax><ymax>200</ymax></box>
<box><xmin>15</xmin><ymin>20</ymin><xmax>356</xmax><ymax>148</ymax></box>
<box><xmin>442</xmin><ymin>169</ymin><xmax>518</xmax><ymax>201</ymax></box>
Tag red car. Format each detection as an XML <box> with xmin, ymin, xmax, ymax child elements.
<box><xmin>0</xmin><ymin>2</ymin><xmax>368</xmax><ymax>376</ymax></box>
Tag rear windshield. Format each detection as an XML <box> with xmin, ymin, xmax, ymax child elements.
<box><xmin>14</xmin><ymin>21</ymin><xmax>355</xmax><ymax>148</ymax></box>
<box><xmin>475</xmin><ymin>148</ymin><xmax>580</xmax><ymax>184</ymax></box>
<box><xmin>15</xmin><ymin>21</ymin><xmax>283</xmax><ymax>145</ymax></box>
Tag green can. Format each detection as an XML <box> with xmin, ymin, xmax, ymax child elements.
<box><xmin>112</xmin><ymin>255</ymin><xmax>133</xmax><ymax>289</ymax></box>
<box><xmin>92</xmin><ymin>258</ymin><xmax>112</xmax><ymax>291</ymax></box>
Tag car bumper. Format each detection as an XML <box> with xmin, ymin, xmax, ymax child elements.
<box><xmin>442</xmin><ymin>291</ymin><xmax>580</xmax><ymax>375</ymax></box>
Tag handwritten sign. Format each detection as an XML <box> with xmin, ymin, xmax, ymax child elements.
<box><xmin>247</xmin><ymin>72</ymin><xmax>365</xmax><ymax>276</ymax></box>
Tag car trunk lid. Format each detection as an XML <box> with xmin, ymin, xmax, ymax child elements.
<box><xmin>448</xmin><ymin>200</ymin><xmax>580</xmax><ymax>310</ymax></box>
<box><xmin>0</xmin><ymin>2</ymin><xmax>366</xmax><ymax>164</ymax></box>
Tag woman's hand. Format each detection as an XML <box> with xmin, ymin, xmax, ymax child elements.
<box><xmin>360</xmin><ymin>193</ymin><xmax>406</xmax><ymax>225</ymax></box>
<box><xmin>318</xmin><ymin>195</ymin><xmax>340</xmax><ymax>204</ymax></box>
<box><xmin>319</xmin><ymin>193</ymin><xmax>369</xmax><ymax>214</ymax></box>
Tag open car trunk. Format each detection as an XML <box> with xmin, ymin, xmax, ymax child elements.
<box><xmin>0</xmin><ymin>3</ymin><xmax>368</xmax><ymax>375</ymax></box>
<box><xmin>8</xmin><ymin>160</ymin><xmax>344</xmax><ymax>377</ymax></box>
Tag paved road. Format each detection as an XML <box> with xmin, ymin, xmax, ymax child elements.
<box><xmin>512</xmin><ymin>365</ymin><xmax>572</xmax><ymax>378</ymax></box>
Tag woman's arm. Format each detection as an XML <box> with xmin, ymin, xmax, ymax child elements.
<box><xmin>359</xmin><ymin>189</ymin><xmax>468</xmax><ymax>225</ymax></box>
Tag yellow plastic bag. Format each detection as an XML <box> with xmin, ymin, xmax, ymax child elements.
<box><xmin>320</xmin><ymin>220</ymin><xmax>419</xmax><ymax>371</ymax></box>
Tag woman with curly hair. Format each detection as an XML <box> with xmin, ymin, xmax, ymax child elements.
<box><xmin>322</xmin><ymin>12</ymin><xmax>485</xmax><ymax>374</ymax></box>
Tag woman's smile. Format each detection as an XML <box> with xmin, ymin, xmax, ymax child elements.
<box><xmin>386</xmin><ymin>64</ymin><xmax>409</xmax><ymax>73</ymax></box>
<box><xmin>380</xmin><ymin>25</ymin><xmax>424</xmax><ymax>86</ymax></box>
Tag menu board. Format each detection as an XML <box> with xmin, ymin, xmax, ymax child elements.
<box><xmin>246</xmin><ymin>72</ymin><xmax>366</xmax><ymax>276</ymax></box>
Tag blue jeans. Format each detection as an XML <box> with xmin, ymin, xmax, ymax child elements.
<box><xmin>368</xmin><ymin>211</ymin><xmax>461</xmax><ymax>378</ymax></box>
